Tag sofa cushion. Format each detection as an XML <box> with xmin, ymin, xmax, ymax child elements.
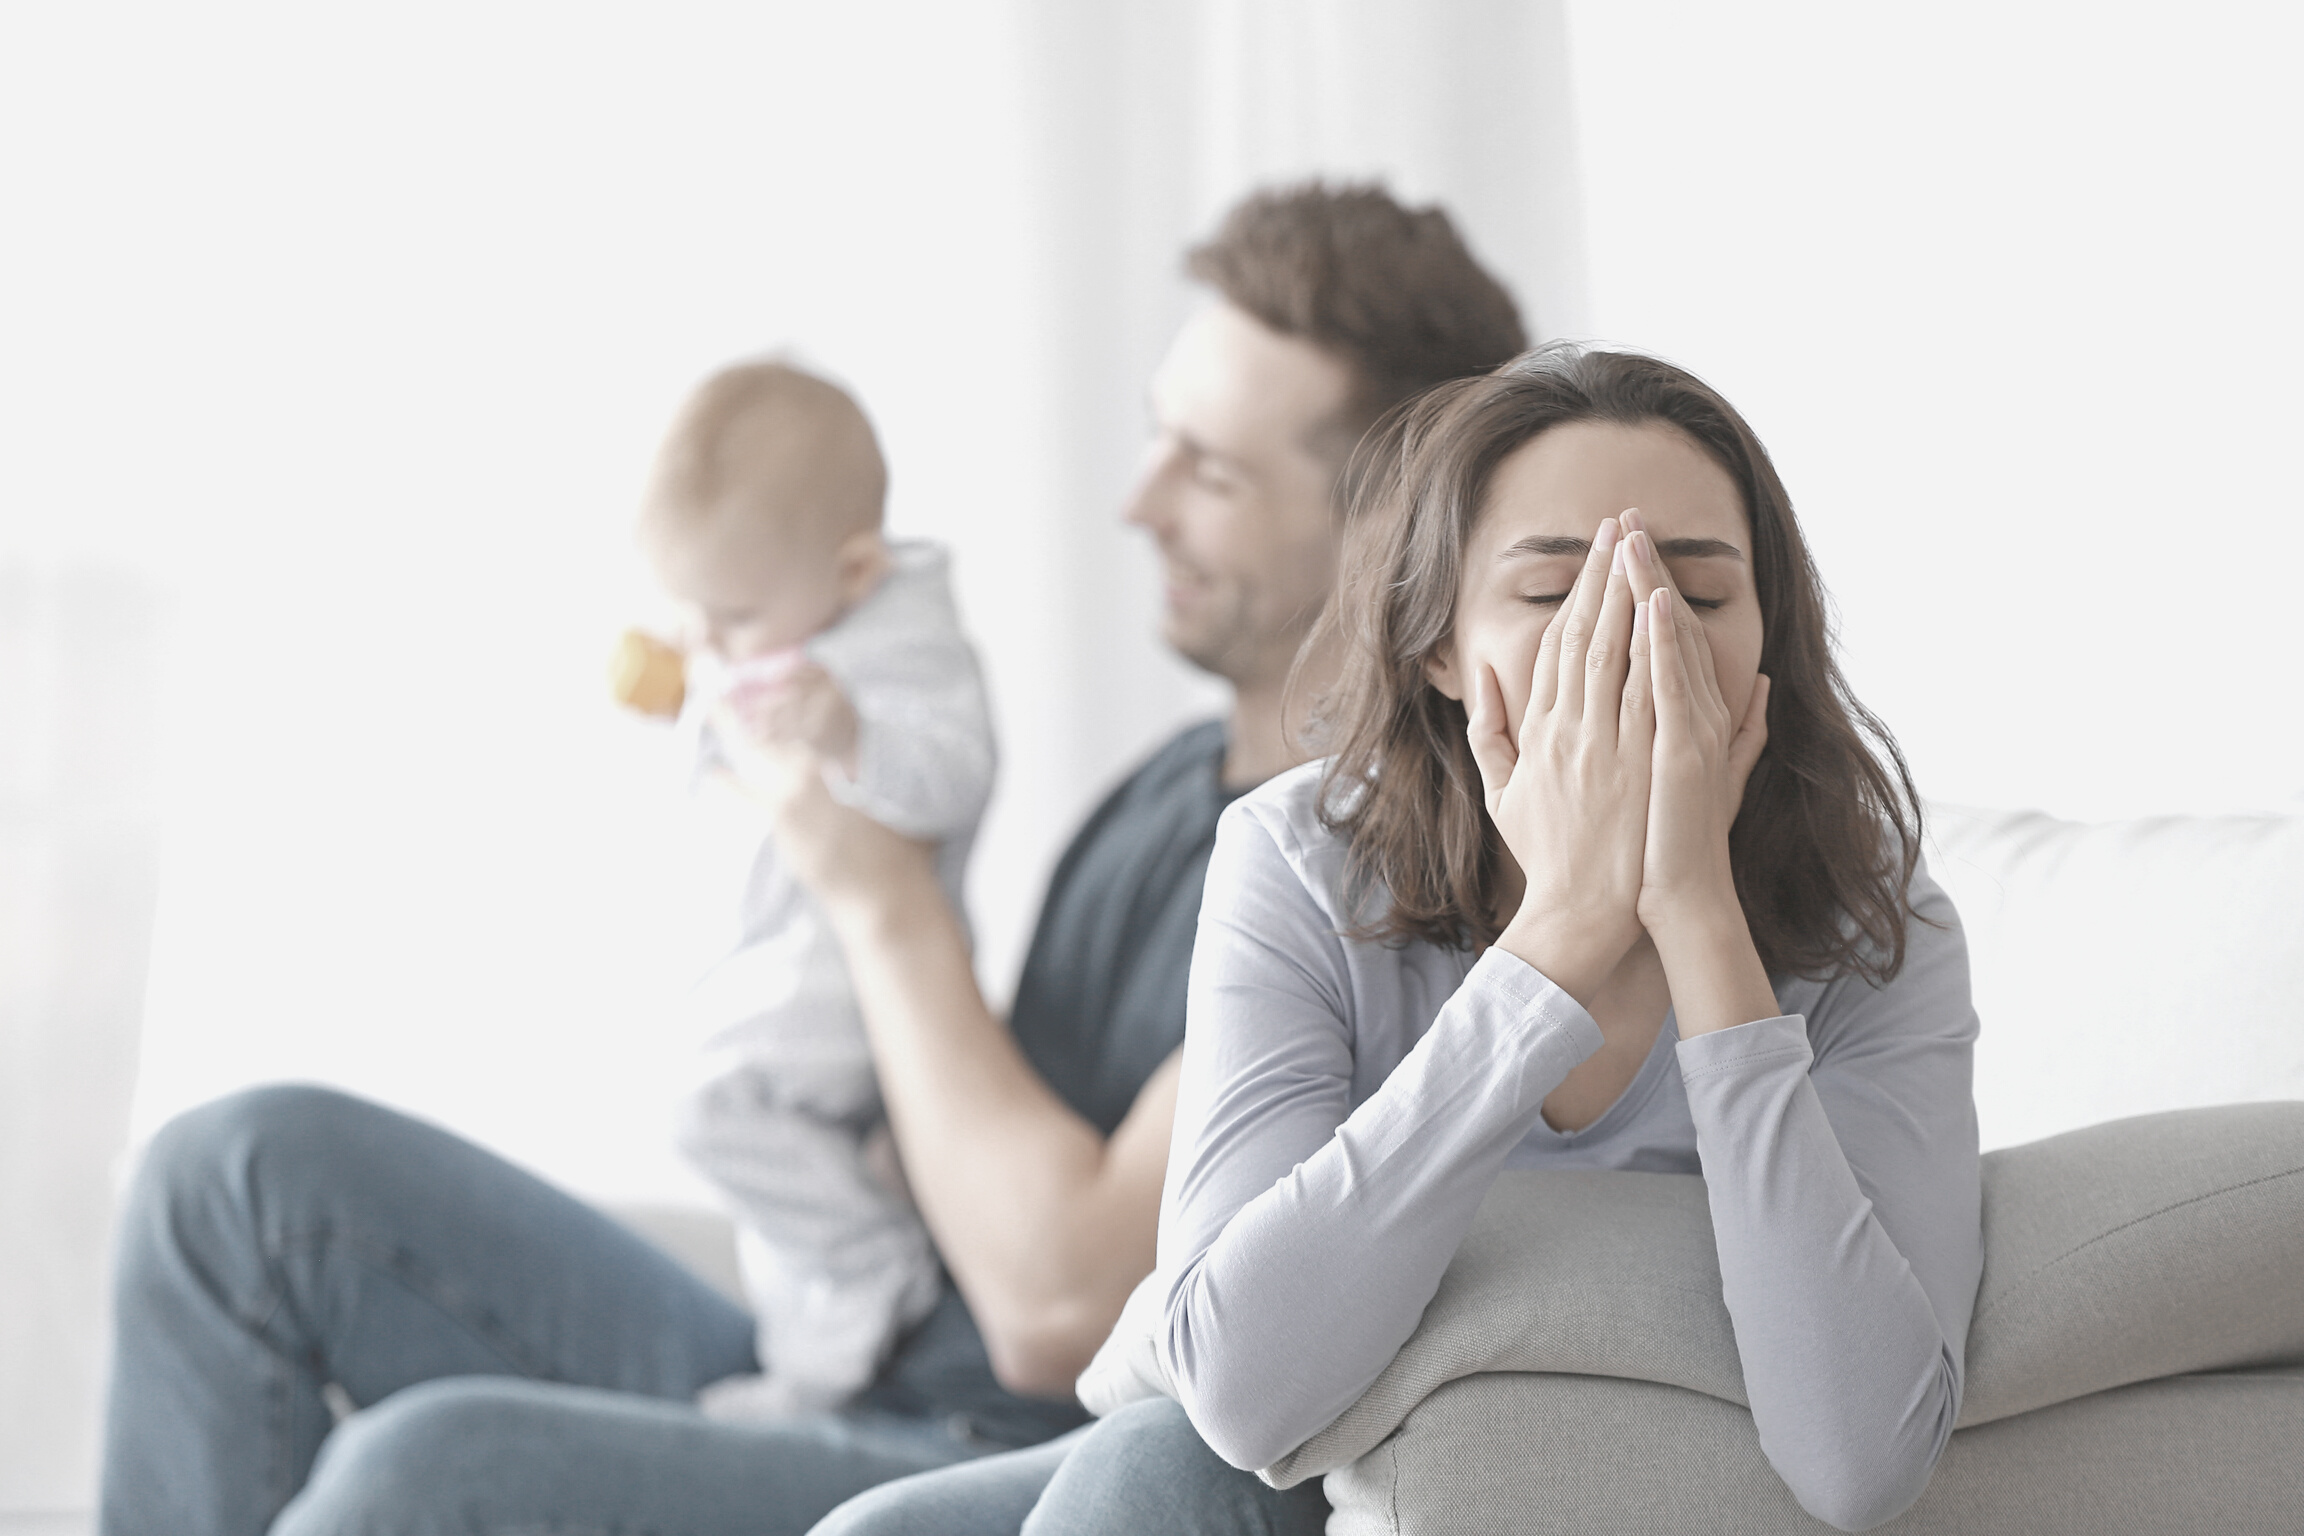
<box><xmin>1964</xmin><ymin>1101</ymin><xmax>2304</xmax><ymax>1420</ymax></box>
<box><xmin>1924</xmin><ymin>803</ymin><xmax>2304</xmax><ymax>1150</ymax></box>
<box><xmin>1326</xmin><ymin>1366</ymin><xmax>2304</xmax><ymax>1536</ymax></box>
<box><xmin>1258</xmin><ymin>1170</ymin><xmax>1741</xmax><ymax>1487</ymax></box>
<box><xmin>1073</xmin><ymin>1101</ymin><xmax>2304</xmax><ymax>1487</ymax></box>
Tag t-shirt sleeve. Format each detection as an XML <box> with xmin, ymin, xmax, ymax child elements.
<box><xmin>1154</xmin><ymin>801</ymin><xmax>1604</xmax><ymax>1471</ymax></box>
<box><xmin>1673</xmin><ymin>863</ymin><xmax>1982</xmax><ymax>1531</ymax></box>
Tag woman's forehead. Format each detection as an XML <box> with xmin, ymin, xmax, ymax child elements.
<box><xmin>1476</xmin><ymin>419</ymin><xmax>1747</xmax><ymax>549</ymax></box>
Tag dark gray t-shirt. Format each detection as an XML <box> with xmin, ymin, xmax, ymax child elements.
<box><xmin>857</xmin><ymin>720</ymin><xmax>1235</xmax><ymax>1445</ymax></box>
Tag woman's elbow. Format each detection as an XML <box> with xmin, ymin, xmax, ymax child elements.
<box><xmin>1165</xmin><ymin>1353</ymin><xmax>1305</xmax><ymax>1472</ymax></box>
<box><xmin>1783</xmin><ymin>1463</ymin><xmax>1930</xmax><ymax>1533</ymax></box>
<box><xmin>1175</xmin><ymin>1389</ymin><xmax>1293</xmax><ymax>1472</ymax></box>
<box><xmin>1774</xmin><ymin>1419</ymin><xmax>1946</xmax><ymax>1532</ymax></box>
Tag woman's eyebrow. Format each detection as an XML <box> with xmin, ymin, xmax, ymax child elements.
<box><xmin>1497</xmin><ymin>534</ymin><xmax>1745</xmax><ymax>562</ymax></box>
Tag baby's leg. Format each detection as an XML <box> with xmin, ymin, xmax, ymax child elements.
<box><xmin>679</xmin><ymin>1064</ymin><xmax>941</xmax><ymax>1417</ymax></box>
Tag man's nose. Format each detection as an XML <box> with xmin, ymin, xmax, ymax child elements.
<box><xmin>1121</xmin><ymin>442</ymin><xmax>1181</xmax><ymax>533</ymax></box>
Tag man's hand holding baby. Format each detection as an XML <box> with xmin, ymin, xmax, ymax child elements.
<box><xmin>713</xmin><ymin>665</ymin><xmax>939</xmax><ymax>922</ymax></box>
<box><xmin>717</xmin><ymin>654</ymin><xmax>861</xmax><ymax>778</ymax></box>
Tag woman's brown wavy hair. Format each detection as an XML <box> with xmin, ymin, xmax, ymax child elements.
<box><xmin>1305</xmin><ymin>343</ymin><xmax>1923</xmax><ymax>984</ymax></box>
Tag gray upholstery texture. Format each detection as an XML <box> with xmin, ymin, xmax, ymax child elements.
<box><xmin>1963</xmin><ymin>1100</ymin><xmax>2304</xmax><ymax>1420</ymax></box>
<box><xmin>1326</xmin><ymin>1366</ymin><xmax>2304</xmax><ymax>1536</ymax></box>
<box><xmin>1272</xmin><ymin>1102</ymin><xmax>2304</xmax><ymax>1487</ymax></box>
<box><xmin>1265</xmin><ymin>1170</ymin><xmax>1741</xmax><ymax>1484</ymax></box>
<box><xmin>1294</xmin><ymin>1101</ymin><xmax>2304</xmax><ymax>1528</ymax></box>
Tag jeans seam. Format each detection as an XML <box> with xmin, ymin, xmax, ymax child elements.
<box><xmin>263</xmin><ymin>1222</ymin><xmax>561</xmax><ymax>1386</ymax></box>
<box><xmin>223</xmin><ymin>1239</ymin><xmax>301</xmax><ymax>1518</ymax></box>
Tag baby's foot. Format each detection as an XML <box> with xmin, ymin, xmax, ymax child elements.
<box><xmin>695</xmin><ymin>1370</ymin><xmax>849</xmax><ymax>1421</ymax></box>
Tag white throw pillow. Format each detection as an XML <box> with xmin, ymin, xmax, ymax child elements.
<box><xmin>1924</xmin><ymin>802</ymin><xmax>2304</xmax><ymax>1150</ymax></box>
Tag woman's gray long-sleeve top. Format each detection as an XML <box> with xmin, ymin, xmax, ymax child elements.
<box><xmin>1156</xmin><ymin>762</ymin><xmax>1983</xmax><ymax>1532</ymax></box>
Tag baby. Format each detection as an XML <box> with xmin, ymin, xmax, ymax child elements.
<box><xmin>634</xmin><ymin>360</ymin><xmax>995</xmax><ymax>1419</ymax></box>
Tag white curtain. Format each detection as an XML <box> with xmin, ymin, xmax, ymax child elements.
<box><xmin>0</xmin><ymin>566</ymin><xmax>163</xmax><ymax>1517</ymax></box>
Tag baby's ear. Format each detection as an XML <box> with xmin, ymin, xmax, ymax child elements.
<box><xmin>835</xmin><ymin>529</ymin><xmax>892</xmax><ymax>605</ymax></box>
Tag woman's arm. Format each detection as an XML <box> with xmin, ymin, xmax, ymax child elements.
<box><xmin>1670</xmin><ymin>880</ymin><xmax>1980</xmax><ymax>1533</ymax></box>
<box><xmin>1156</xmin><ymin>803</ymin><xmax>1604</xmax><ymax>1469</ymax></box>
<box><xmin>1632</xmin><ymin>556</ymin><xmax>1980</xmax><ymax>1531</ymax></box>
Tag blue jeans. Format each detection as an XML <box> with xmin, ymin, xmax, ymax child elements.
<box><xmin>100</xmin><ymin>1085</ymin><xmax>993</xmax><ymax>1536</ymax></box>
<box><xmin>809</xmin><ymin>1398</ymin><xmax>1328</xmax><ymax>1535</ymax></box>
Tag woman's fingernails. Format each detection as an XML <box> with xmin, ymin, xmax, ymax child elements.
<box><xmin>1633</xmin><ymin>597</ymin><xmax>1650</xmax><ymax>635</ymax></box>
<box><xmin>1610</xmin><ymin>538</ymin><xmax>1627</xmax><ymax>575</ymax></box>
<box><xmin>1653</xmin><ymin>588</ymin><xmax>1672</xmax><ymax>621</ymax></box>
<box><xmin>1596</xmin><ymin>517</ymin><xmax>1620</xmax><ymax>551</ymax></box>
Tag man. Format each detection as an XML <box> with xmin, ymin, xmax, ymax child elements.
<box><xmin>98</xmin><ymin>182</ymin><xmax>1526</xmax><ymax>1536</ymax></box>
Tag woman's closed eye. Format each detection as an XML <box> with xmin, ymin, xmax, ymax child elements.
<box><xmin>1517</xmin><ymin>591</ymin><xmax>1727</xmax><ymax>611</ymax></box>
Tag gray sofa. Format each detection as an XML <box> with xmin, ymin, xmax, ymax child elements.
<box><xmin>1290</xmin><ymin>1102</ymin><xmax>2304</xmax><ymax>1534</ymax></box>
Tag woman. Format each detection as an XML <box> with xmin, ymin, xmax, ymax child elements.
<box><xmin>820</xmin><ymin>343</ymin><xmax>1980</xmax><ymax>1535</ymax></box>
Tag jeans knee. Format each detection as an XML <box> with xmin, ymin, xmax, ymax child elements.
<box><xmin>139</xmin><ymin>1084</ymin><xmax>365</xmax><ymax>1204</ymax></box>
<box><xmin>119</xmin><ymin>1085</ymin><xmax>365</xmax><ymax>1272</ymax></box>
<box><xmin>273</xmin><ymin>1379</ymin><xmax>522</xmax><ymax>1536</ymax></box>
<box><xmin>1064</xmin><ymin>1397</ymin><xmax>1210</xmax><ymax>1481</ymax></box>
<box><xmin>1027</xmin><ymin>1399</ymin><xmax>1326</xmax><ymax>1536</ymax></box>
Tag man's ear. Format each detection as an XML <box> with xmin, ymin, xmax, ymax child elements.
<box><xmin>834</xmin><ymin>529</ymin><xmax>891</xmax><ymax>607</ymax></box>
<box><xmin>1423</xmin><ymin>643</ymin><xmax>1465</xmax><ymax>702</ymax></box>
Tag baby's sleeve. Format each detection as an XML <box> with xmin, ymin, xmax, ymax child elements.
<box><xmin>830</xmin><ymin>651</ymin><xmax>996</xmax><ymax>842</ymax></box>
<box><xmin>812</xmin><ymin>562</ymin><xmax>997</xmax><ymax>844</ymax></box>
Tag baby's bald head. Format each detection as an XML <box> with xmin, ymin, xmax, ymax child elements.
<box><xmin>643</xmin><ymin>361</ymin><xmax>892</xmax><ymax>660</ymax></box>
<box><xmin>645</xmin><ymin>360</ymin><xmax>886</xmax><ymax>546</ymax></box>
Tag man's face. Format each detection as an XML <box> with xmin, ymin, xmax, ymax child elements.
<box><xmin>1123</xmin><ymin>302</ymin><xmax>1356</xmax><ymax>693</ymax></box>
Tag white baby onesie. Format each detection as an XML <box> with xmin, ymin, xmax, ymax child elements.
<box><xmin>674</xmin><ymin>539</ymin><xmax>994</xmax><ymax>1419</ymax></box>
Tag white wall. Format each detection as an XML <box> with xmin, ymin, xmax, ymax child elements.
<box><xmin>0</xmin><ymin>568</ymin><xmax>163</xmax><ymax>1519</ymax></box>
<box><xmin>1562</xmin><ymin>0</ymin><xmax>2304</xmax><ymax>819</ymax></box>
<box><xmin>0</xmin><ymin>1</ymin><xmax>1096</xmax><ymax>1207</ymax></box>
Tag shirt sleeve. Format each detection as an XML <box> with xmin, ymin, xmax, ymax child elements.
<box><xmin>1674</xmin><ymin>864</ymin><xmax>1981</xmax><ymax>1531</ymax></box>
<box><xmin>1155</xmin><ymin>803</ymin><xmax>1605</xmax><ymax>1471</ymax></box>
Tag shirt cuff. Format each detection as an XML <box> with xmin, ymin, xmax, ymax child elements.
<box><xmin>1675</xmin><ymin>1012</ymin><xmax>1812</xmax><ymax>1082</ymax></box>
<box><xmin>1464</xmin><ymin>945</ymin><xmax>1607</xmax><ymax>1064</ymax></box>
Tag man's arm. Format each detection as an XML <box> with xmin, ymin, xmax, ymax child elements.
<box><xmin>746</xmin><ymin>739</ymin><xmax>1177</xmax><ymax>1396</ymax></box>
<box><xmin>837</xmin><ymin>862</ymin><xmax>1179</xmax><ymax>1395</ymax></box>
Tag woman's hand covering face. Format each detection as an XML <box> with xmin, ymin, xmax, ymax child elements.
<box><xmin>1621</xmin><ymin>511</ymin><xmax>1771</xmax><ymax>932</ymax></box>
<box><xmin>1425</xmin><ymin>421</ymin><xmax>1767</xmax><ymax>997</ymax></box>
<box><xmin>1461</xmin><ymin>516</ymin><xmax>1655</xmax><ymax>998</ymax></box>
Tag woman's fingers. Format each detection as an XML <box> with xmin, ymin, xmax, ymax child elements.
<box><xmin>1726</xmin><ymin>672</ymin><xmax>1772</xmax><ymax>791</ymax></box>
<box><xmin>1620</xmin><ymin>581</ymin><xmax>1657</xmax><ymax>752</ymax></box>
<box><xmin>1584</xmin><ymin>529</ymin><xmax>1638</xmax><ymax>739</ymax></box>
<box><xmin>1529</xmin><ymin>597</ymin><xmax>1566</xmax><ymax>719</ymax></box>
<box><xmin>1621</xmin><ymin>513</ymin><xmax>1666</xmax><ymax>603</ymax></box>
<box><xmin>1549</xmin><ymin>517</ymin><xmax>1620</xmax><ymax>726</ymax></box>
<box><xmin>1465</xmin><ymin>662</ymin><xmax>1517</xmax><ymax>808</ymax></box>
<box><xmin>1647</xmin><ymin>587</ymin><xmax>1693</xmax><ymax>729</ymax></box>
<box><xmin>1623</xmin><ymin>522</ymin><xmax>1729</xmax><ymax>715</ymax></box>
